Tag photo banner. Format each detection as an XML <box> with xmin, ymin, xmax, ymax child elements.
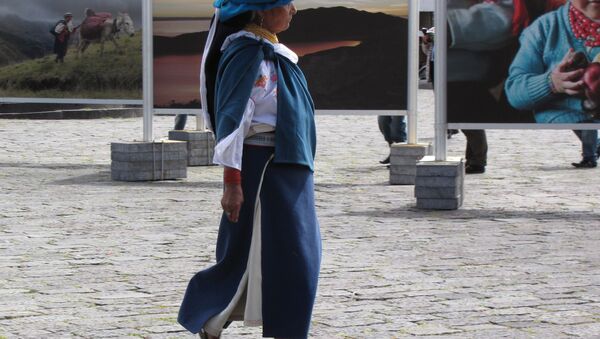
<box><xmin>0</xmin><ymin>0</ymin><xmax>143</xmax><ymax>104</ymax></box>
<box><xmin>444</xmin><ymin>0</ymin><xmax>600</xmax><ymax>129</ymax></box>
<box><xmin>153</xmin><ymin>0</ymin><xmax>408</xmax><ymax>113</ymax></box>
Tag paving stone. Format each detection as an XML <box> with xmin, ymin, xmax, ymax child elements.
<box><xmin>390</xmin><ymin>173</ymin><xmax>415</xmax><ymax>185</ymax></box>
<box><xmin>390</xmin><ymin>165</ymin><xmax>417</xmax><ymax>176</ymax></box>
<box><xmin>417</xmin><ymin>156</ymin><xmax>465</xmax><ymax>177</ymax></box>
<box><xmin>168</xmin><ymin>130</ymin><xmax>214</xmax><ymax>141</ymax></box>
<box><xmin>111</xmin><ymin>151</ymin><xmax>187</xmax><ymax>162</ymax></box>
<box><xmin>390</xmin><ymin>155</ymin><xmax>424</xmax><ymax>165</ymax></box>
<box><xmin>111</xmin><ymin>159</ymin><xmax>187</xmax><ymax>171</ymax></box>
<box><xmin>415</xmin><ymin>175</ymin><xmax>462</xmax><ymax>188</ymax></box>
<box><xmin>415</xmin><ymin>186</ymin><xmax>462</xmax><ymax>199</ymax></box>
<box><xmin>110</xmin><ymin>140</ymin><xmax>187</xmax><ymax>153</ymax></box>
<box><xmin>168</xmin><ymin>130</ymin><xmax>215</xmax><ymax>166</ymax></box>
<box><xmin>416</xmin><ymin>196</ymin><xmax>463</xmax><ymax>210</ymax></box>
<box><xmin>390</xmin><ymin>143</ymin><xmax>429</xmax><ymax>157</ymax></box>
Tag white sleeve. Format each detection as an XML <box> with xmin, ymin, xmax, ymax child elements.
<box><xmin>448</xmin><ymin>0</ymin><xmax>514</xmax><ymax>51</ymax></box>
<box><xmin>55</xmin><ymin>23</ymin><xmax>66</xmax><ymax>34</ymax></box>
<box><xmin>212</xmin><ymin>99</ymin><xmax>255</xmax><ymax>171</ymax></box>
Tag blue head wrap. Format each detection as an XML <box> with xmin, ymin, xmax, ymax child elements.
<box><xmin>214</xmin><ymin>0</ymin><xmax>293</xmax><ymax>22</ymax></box>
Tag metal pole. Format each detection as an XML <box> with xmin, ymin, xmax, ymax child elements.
<box><xmin>407</xmin><ymin>0</ymin><xmax>420</xmax><ymax>144</ymax></box>
<box><xmin>434</xmin><ymin>0</ymin><xmax>447</xmax><ymax>161</ymax></box>
<box><xmin>196</xmin><ymin>113</ymin><xmax>206</xmax><ymax>131</ymax></box>
<box><xmin>142</xmin><ymin>0</ymin><xmax>154</xmax><ymax>142</ymax></box>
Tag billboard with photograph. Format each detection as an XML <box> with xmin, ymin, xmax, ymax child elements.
<box><xmin>153</xmin><ymin>0</ymin><xmax>408</xmax><ymax>111</ymax></box>
<box><xmin>444</xmin><ymin>0</ymin><xmax>600</xmax><ymax>128</ymax></box>
<box><xmin>0</xmin><ymin>0</ymin><xmax>143</xmax><ymax>103</ymax></box>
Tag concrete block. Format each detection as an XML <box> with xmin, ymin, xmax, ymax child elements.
<box><xmin>168</xmin><ymin>130</ymin><xmax>214</xmax><ymax>141</ymax></box>
<box><xmin>111</xmin><ymin>151</ymin><xmax>187</xmax><ymax>162</ymax></box>
<box><xmin>110</xmin><ymin>141</ymin><xmax>188</xmax><ymax>181</ymax></box>
<box><xmin>417</xmin><ymin>160</ymin><xmax>465</xmax><ymax>177</ymax></box>
<box><xmin>111</xmin><ymin>159</ymin><xmax>187</xmax><ymax>171</ymax></box>
<box><xmin>390</xmin><ymin>155</ymin><xmax>423</xmax><ymax>165</ymax></box>
<box><xmin>111</xmin><ymin>140</ymin><xmax>186</xmax><ymax>153</ymax></box>
<box><xmin>390</xmin><ymin>143</ymin><xmax>429</xmax><ymax>157</ymax></box>
<box><xmin>416</xmin><ymin>196</ymin><xmax>463</xmax><ymax>210</ymax></box>
<box><xmin>390</xmin><ymin>173</ymin><xmax>415</xmax><ymax>185</ymax></box>
<box><xmin>111</xmin><ymin>169</ymin><xmax>187</xmax><ymax>181</ymax></box>
<box><xmin>414</xmin><ymin>156</ymin><xmax>465</xmax><ymax>210</ymax></box>
<box><xmin>415</xmin><ymin>175</ymin><xmax>462</xmax><ymax>188</ymax></box>
<box><xmin>189</xmin><ymin>148</ymin><xmax>214</xmax><ymax>158</ymax></box>
<box><xmin>188</xmin><ymin>142</ymin><xmax>214</xmax><ymax>152</ymax></box>
<box><xmin>390</xmin><ymin>165</ymin><xmax>417</xmax><ymax>176</ymax></box>
<box><xmin>415</xmin><ymin>186</ymin><xmax>462</xmax><ymax>199</ymax></box>
<box><xmin>417</xmin><ymin>156</ymin><xmax>464</xmax><ymax>166</ymax></box>
<box><xmin>168</xmin><ymin>130</ymin><xmax>216</xmax><ymax>166</ymax></box>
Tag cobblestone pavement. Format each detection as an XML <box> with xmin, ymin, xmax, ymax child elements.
<box><xmin>1</xmin><ymin>89</ymin><xmax>600</xmax><ymax>338</ymax></box>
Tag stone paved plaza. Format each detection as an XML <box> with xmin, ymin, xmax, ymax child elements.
<box><xmin>1</xmin><ymin>89</ymin><xmax>600</xmax><ymax>338</ymax></box>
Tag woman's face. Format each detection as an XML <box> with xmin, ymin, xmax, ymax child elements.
<box><xmin>572</xmin><ymin>0</ymin><xmax>600</xmax><ymax>20</ymax></box>
<box><xmin>259</xmin><ymin>2</ymin><xmax>297</xmax><ymax>34</ymax></box>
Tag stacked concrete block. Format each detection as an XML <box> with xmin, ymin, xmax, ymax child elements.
<box><xmin>415</xmin><ymin>156</ymin><xmax>465</xmax><ymax>210</ymax></box>
<box><xmin>168</xmin><ymin>130</ymin><xmax>215</xmax><ymax>166</ymax></box>
<box><xmin>389</xmin><ymin>143</ymin><xmax>430</xmax><ymax>185</ymax></box>
<box><xmin>111</xmin><ymin>141</ymin><xmax>188</xmax><ymax>181</ymax></box>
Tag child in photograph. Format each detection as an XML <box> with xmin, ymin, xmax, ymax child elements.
<box><xmin>505</xmin><ymin>0</ymin><xmax>600</xmax><ymax>168</ymax></box>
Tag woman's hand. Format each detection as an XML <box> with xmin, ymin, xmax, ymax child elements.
<box><xmin>550</xmin><ymin>49</ymin><xmax>586</xmax><ymax>96</ymax></box>
<box><xmin>221</xmin><ymin>183</ymin><xmax>243</xmax><ymax>223</ymax></box>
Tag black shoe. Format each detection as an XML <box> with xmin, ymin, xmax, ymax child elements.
<box><xmin>571</xmin><ymin>159</ymin><xmax>597</xmax><ymax>168</ymax></box>
<box><xmin>447</xmin><ymin>129</ymin><xmax>459</xmax><ymax>139</ymax></box>
<box><xmin>379</xmin><ymin>155</ymin><xmax>390</xmax><ymax>164</ymax></box>
<box><xmin>465</xmin><ymin>164</ymin><xmax>485</xmax><ymax>174</ymax></box>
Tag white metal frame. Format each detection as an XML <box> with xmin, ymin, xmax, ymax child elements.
<box><xmin>407</xmin><ymin>0</ymin><xmax>420</xmax><ymax>144</ymax></box>
<box><xmin>142</xmin><ymin>0</ymin><xmax>154</xmax><ymax>141</ymax></box>
<box><xmin>434</xmin><ymin>0</ymin><xmax>447</xmax><ymax>161</ymax></box>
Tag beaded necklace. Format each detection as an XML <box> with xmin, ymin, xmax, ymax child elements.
<box><xmin>244</xmin><ymin>23</ymin><xmax>279</xmax><ymax>44</ymax></box>
<box><xmin>569</xmin><ymin>4</ymin><xmax>600</xmax><ymax>47</ymax></box>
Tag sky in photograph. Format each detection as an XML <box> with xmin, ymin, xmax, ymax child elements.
<box><xmin>154</xmin><ymin>0</ymin><xmax>409</xmax><ymax>18</ymax></box>
<box><xmin>0</xmin><ymin>0</ymin><xmax>141</xmax><ymax>23</ymax></box>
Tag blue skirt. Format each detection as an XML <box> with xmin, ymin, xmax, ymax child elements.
<box><xmin>178</xmin><ymin>146</ymin><xmax>321</xmax><ymax>338</ymax></box>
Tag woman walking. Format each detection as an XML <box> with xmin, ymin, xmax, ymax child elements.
<box><xmin>178</xmin><ymin>1</ymin><xmax>321</xmax><ymax>338</ymax></box>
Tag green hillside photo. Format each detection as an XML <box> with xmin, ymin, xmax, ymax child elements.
<box><xmin>0</xmin><ymin>34</ymin><xmax>142</xmax><ymax>99</ymax></box>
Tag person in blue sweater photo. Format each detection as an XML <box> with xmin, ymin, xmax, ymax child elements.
<box><xmin>505</xmin><ymin>0</ymin><xmax>600</xmax><ymax>168</ymax></box>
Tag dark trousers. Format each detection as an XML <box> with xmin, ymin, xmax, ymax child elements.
<box><xmin>447</xmin><ymin>82</ymin><xmax>502</xmax><ymax>167</ymax></box>
<box><xmin>462</xmin><ymin>129</ymin><xmax>487</xmax><ymax>166</ymax></box>
<box><xmin>54</xmin><ymin>39</ymin><xmax>68</xmax><ymax>62</ymax></box>
<box><xmin>377</xmin><ymin>115</ymin><xmax>406</xmax><ymax>144</ymax></box>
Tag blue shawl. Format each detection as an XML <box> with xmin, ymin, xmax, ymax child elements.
<box><xmin>214</xmin><ymin>37</ymin><xmax>317</xmax><ymax>171</ymax></box>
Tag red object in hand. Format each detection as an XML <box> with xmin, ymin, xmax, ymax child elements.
<box><xmin>583</xmin><ymin>62</ymin><xmax>600</xmax><ymax>102</ymax></box>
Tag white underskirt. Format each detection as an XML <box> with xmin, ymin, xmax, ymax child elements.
<box><xmin>204</xmin><ymin>155</ymin><xmax>273</xmax><ymax>336</ymax></box>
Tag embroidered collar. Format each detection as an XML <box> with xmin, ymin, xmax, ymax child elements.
<box><xmin>569</xmin><ymin>4</ymin><xmax>600</xmax><ymax>47</ymax></box>
<box><xmin>244</xmin><ymin>23</ymin><xmax>279</xmax><ymax>44</ymax></box>
<box><xmin>221</xmin><ymin>31</ymin><xmax>299</xmax><ymax>64</ymax></box>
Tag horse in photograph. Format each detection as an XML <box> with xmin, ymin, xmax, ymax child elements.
<box><xmin>78</xmin><ymin>12</ymin><xmax>135</xmax><ymax>56</ymax></box>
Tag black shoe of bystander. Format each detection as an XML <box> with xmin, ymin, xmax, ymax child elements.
<box><xmin>571</xmin><ymin>159</ymin><xmax>597</xmax><ymax>168</ymax></box>
<box><xmin>465</xmin><ymin>164</ymin><xmax>485</xmax><ymax>174</ymax></box>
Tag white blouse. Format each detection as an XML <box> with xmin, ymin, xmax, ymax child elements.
<box><xmin>212</xmin><ymin>31</ymin><xmax>299</xmax><ymax>171</ymax></box>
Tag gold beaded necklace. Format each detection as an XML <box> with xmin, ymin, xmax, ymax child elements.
<box><xmin>244</xmin><ymin>23</ymin><xmax>279</xmax><ymax>44</ymax></box>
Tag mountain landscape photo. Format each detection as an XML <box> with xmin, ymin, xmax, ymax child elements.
<box><xmin>153</xmin><ymin>6</ymin><xmax>408</xmax><ymax>110</ymax></box>
<box><xmin>0</xmin><ymin>1</ymin><xmax>143</xmax><ymax>100</ymax></box>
